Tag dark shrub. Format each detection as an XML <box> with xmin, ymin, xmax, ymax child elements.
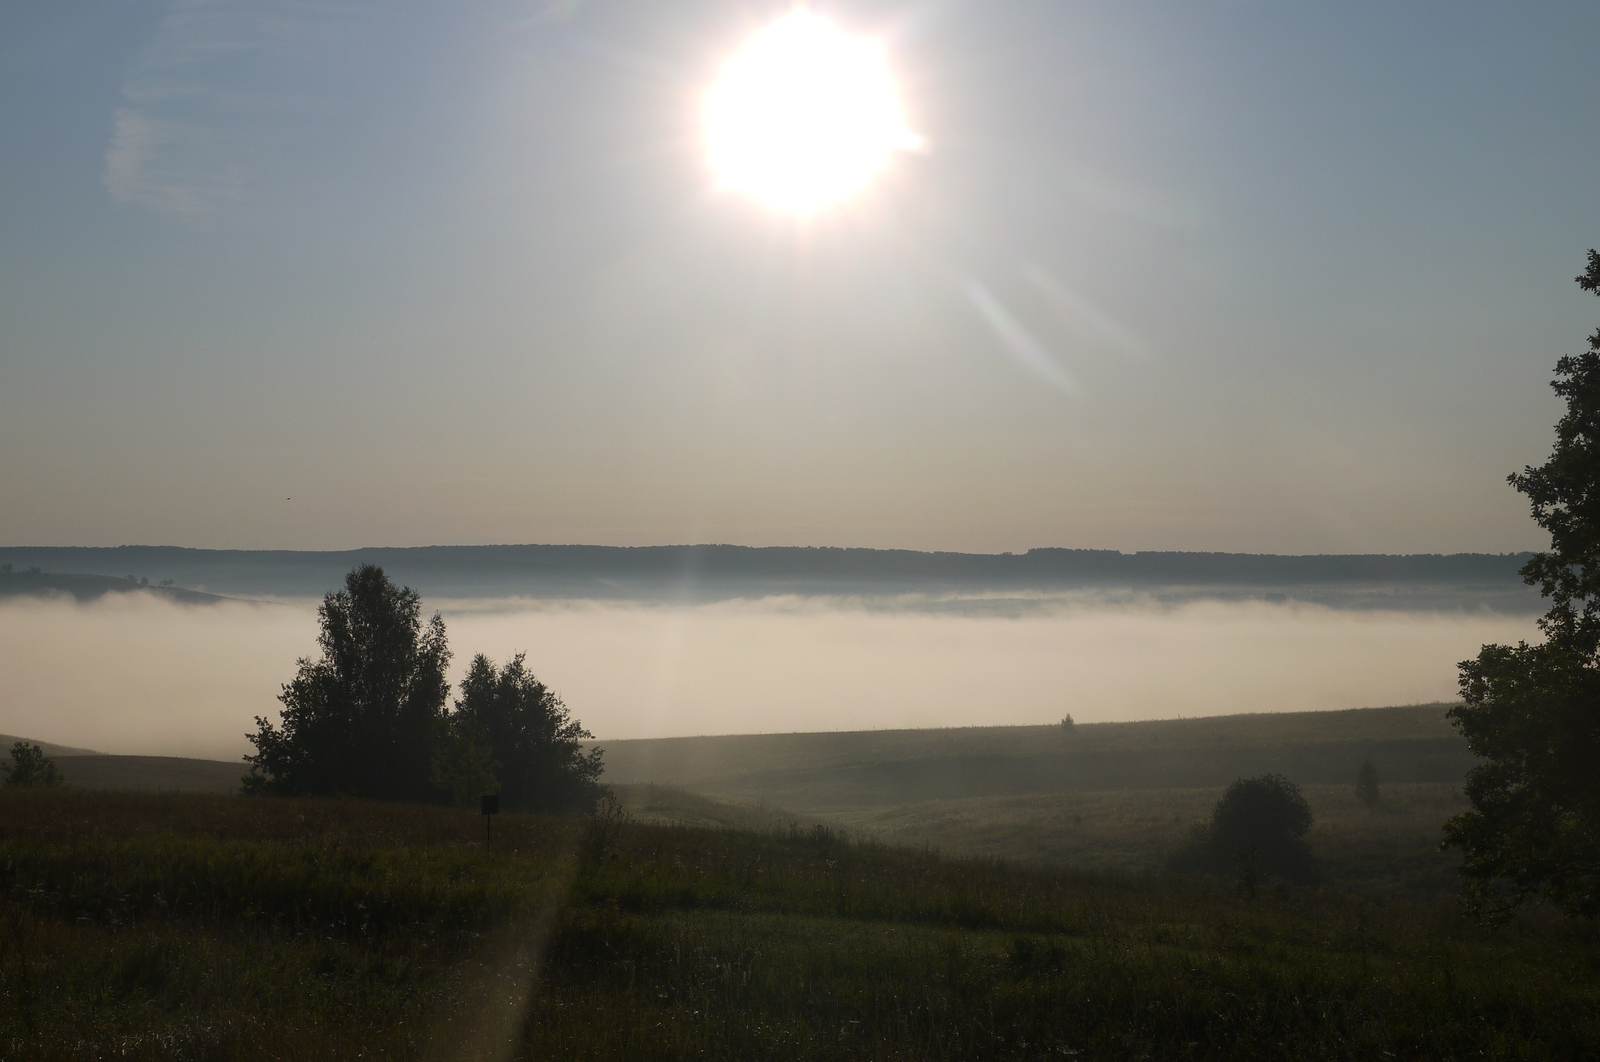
<box><xmin>3</xmin><ymin>742</ymin><xmax>62</xmax><ymax>788</ymax></box>
<box><xmin>1356</xmin><ymin>760</ymin><xmax>1381</xmax><ymax>808</ymax></box>
<box><xmin>1169</xmin><ymin>773</ymin><xmax>1318</xmax><ymax>886</ymax></box>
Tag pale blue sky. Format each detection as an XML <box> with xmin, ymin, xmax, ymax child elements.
<box><xmin>4</xmin><ymin>0</ymin><xmax>1598</xmax><ymax>553</ymax></box>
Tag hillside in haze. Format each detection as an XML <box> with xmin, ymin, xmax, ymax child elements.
<box><xmin>8</xmin><ymin>705</ymin><xmax>1465</xmax><ymax>806</ymax></box>
<box><xmin>593</xmin><ymin>703</ymin><xmax>1477</xmax><ymax>893</ymax></box>
<box><xmin>16</xmin><ymin>706</ymin><xmax>1466</xmax><ymax>801</ymax></box>
<box><xmin>0</xmin><ymin>735</ymin><xmax>242</xmax><ymax>793</ymax></box>
<box><xmin>0</xmin><ymin>544</ymin><xmax>1541</xmax><ymax>609</ymax></box>
<box><xmin>594</xmin><ymin>704</ymin><xmax>1471</xmax><ymax>810</ymax></box>
<box><xmin>5</xmin><ymin>705</ymin><xmax>1478</xmax><ymax>895</ymax></box>
<box><xmin>0</xmin><ymin>733</ymin><xmax>105</xmax><ymax>759</ymax></box>
<box><xmin>0</xmin><ymin>568</ymin><xmax>229</xmax><ymax>604</ymax></box>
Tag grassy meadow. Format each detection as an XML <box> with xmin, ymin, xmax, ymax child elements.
<box><xmin>3</xmin><ymin>789</ymin><xmax>1598</xmax><ymax>1060</ymax></box>
<box><xmin>816</xmin><ymin>782</ymin><xmax>1472</xmax><ymax>900</ymax></box>
<box><xmin>11</xmin><ymin>705</ymin><xmax>1483</xmax><ymax>903</ymax></box>
<box><xmin>598</xmin><ymin>705</ymin><xmax>1479</xmax><ymax>900</ymax></box>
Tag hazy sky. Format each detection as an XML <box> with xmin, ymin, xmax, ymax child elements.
<box><xmin>5</xmin><ymin>0</ymin><xmax>1598</xmax><ymax>554</ymax></box>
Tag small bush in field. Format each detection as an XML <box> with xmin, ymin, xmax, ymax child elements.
<box><xmin>4</xmin><ymin>741</ymin><xmax>62</xmax><ymax>788</ymax></box>
<box><xmin>1356</xmin><ymin>760</ymin><xmax>1381</xmax><ymax>807</ymax></box>
<box><xmin>1170</xmin><ymin>773</ymin><xmax>1317</xmax><ymax>885</ymax></box>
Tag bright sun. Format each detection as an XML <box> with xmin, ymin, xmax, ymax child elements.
<box><xmin>705</xmin><ymin>11</ymin><xmax>918</xmax><ymax>212</ymax></box>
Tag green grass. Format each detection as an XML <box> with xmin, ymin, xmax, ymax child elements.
<box><xmin>2</xmin><ymin>789</ymin><xmax>1597</xmax><ymax>1060</ymax></box>
<box><xmin>613</xmin><ymin>783</ymin><xmax>826</xmax><ymax>833</ymax></box>
<box><xmin>821</xmin><ymin>782</ymin><xmax>1471</xmax><ymax>899</ymax></box>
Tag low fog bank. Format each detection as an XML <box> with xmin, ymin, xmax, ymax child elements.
<box><xmin>0</xmin><ymin>593</ymin><xmax>1538</xmax><ymax>761</ymax></box>
<box><xmin>0</xmin><ymin>545</ymin><xmax>1541</xmax><ymax>613</ymax></box>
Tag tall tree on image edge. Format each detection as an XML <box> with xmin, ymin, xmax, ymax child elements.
<box><xmin>1447</xmin><ymin>249</ymin><xmax>1600</xmax><ymax>921</ymax></box>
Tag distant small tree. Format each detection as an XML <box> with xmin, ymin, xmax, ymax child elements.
<box><xmin>245</xmin><ymin>565</ymin><xmax>451</xmax><ymax>801</ymax></box>
<box><xmin>1356</xmin><ymin>760</ymin><xmax>1381</xmax><ymax>808</ymax></box>
<box><xmin>445</xmin><ymin>653</ymin><xmax>604</xmax><ymax>813</ymax></box>
<box><xmin>1170</xmin><ymin>773</ymin><xmax>1317</xmax><ymax>885</ymax></box>
<box><xmin>1059</xmin><ymin>714</ymin><xmax>1075</xmax><ymax>730</ymax></box>
<box><xmin>3</xmin><ymin>742</ymin><xmax>62</xmax><ymax>788</ymax></box>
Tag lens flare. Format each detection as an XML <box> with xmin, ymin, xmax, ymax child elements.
<box><xmin>705</xmin><ymin>11</ymin><xmax>918</xmax><ymax>212</ymax></box>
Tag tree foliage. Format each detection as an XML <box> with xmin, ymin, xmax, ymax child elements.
<box><xmin>246</xmin><ymin>565</ymin><xmax>451</xmax><ymax>801</ymax></box>
<box><xmin>1210</xmin><ymin>774</ymin><xmax>1313</xmax><ymax>845</ymax></box>
<box><xmin>245</xmin><ymin>565</ymin><xmax>606</xmax><ymax>810</ymax></box>
<box><xmin>1169</xmin><ymin>773</ymin><xmax>1317</xmax><ymax>885</ymax></box>
<box><xmin>1445</xmin><ymin>250</ymin><xmax>1600</xmax><ymax>921</ymax></box>
<box><xmin>445</xmin><ymin>653</ymin><xmax>605</xmax><ymax>813</ymax></box>
<box><xmin>3</xmin><ymin>742</ymin><xmax>62</xmax><ymax>788</ymax></box>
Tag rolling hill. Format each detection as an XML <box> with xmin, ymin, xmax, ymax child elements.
<box><xmin>0</xmin><ymin>569</ymin><xmax>229</xmax><ymax>604</ymax></box>
<box><xmin>592</xmin><ymin>703</ymin><xmax>1471</xmax><ymax>811</ymax></box>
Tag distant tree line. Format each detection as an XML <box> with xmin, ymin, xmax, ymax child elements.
<box><xmin>0</xmin><ymin>544</ymin><xmax>1538</xmax><ymax>603</ymax></box>
<box><xmin>245</xmin><ymin>565</ymin><xmax>604</xmax><ymax>812</ymax></box>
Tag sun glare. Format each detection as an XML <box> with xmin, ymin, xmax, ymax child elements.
<box><xmin>705</xmin><ymin>11</ymin><xmax>918</xmax><ymax>212</ymax></box>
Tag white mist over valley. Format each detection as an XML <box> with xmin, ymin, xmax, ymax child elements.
<box><xmin>0</xmin><ymin>591</ymin><xmax>1536</xmax><ymax>760</ymax></box>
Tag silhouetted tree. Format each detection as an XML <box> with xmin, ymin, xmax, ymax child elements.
<box><xmin>1171</xmin><ymin>773</ymin><xmax>1317</xmax><ymax>885</ymax></box>
<box><xmin>1356</xmin><ymin>760</ymin><xmax>1381</xmax><ymax>808</ymax></box>
<box><xmin>1446</xmin><ymin>250</ymin><xmax>1600</xmax><ymax>922</ymax></box>
<box><xmin>245</xmin><ymin>565</ymin><xmax>451</xmax><ymax>801</ymax></box>
<box><xmin>4</xmin><ymin>742</ymin><xmax>62</xmax><ymax>788</ymax></box>
<box><xmin>444</xmin><ymin>653</ymin><xmax>604</xmax><ymax>813</ymax></box>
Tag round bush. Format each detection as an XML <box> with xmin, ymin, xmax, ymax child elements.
<box><xmin>1210</xmin><ymin>773</ymin><xmax>1312</xmax><ymax>848</ymax></box>
<box><xmin>1168</xmin><ymin>773</ymin><xmax>1318</xmax><ymax>885</ymax></box>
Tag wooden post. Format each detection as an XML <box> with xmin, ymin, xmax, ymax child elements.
<box><xmin>481</xmin><ymin>793</ymin><xmax>499</xmax><ymax>852</ymax></box>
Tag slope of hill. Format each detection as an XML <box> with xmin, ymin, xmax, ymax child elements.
<box><xmin>593</xmin><ymin>703</ymin><xmax>1471</xmax><ymax>811</ymax></box>
<box><xmin>0</xmin><ymin>568</ymin><xmax>229</xmax><ymax>604</ymax></box>
<box><xmin>4</xmin><ymin>709</ymin><xmax>1478</xmax><ymax>892</ymax></box>
<box><xmin>596</xmin><ymin>705</ymin><xmax>1478</xmax><ymax>894</ymax></box>
<box><xmin>50</xmin><ymin>755</ymin><xmax>243</xmax><ymax>793</ymax></box>
<box><xmin>0</xmin><ymin>733</ymin><xmax>106</xmax><ymax>758</ymax></box>
<box><xmin>0</xmin><ymin>735</ymin><xmax>242</xmax><ymax>792</ymax></box>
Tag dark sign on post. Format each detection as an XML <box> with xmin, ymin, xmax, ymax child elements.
<box><xmin>481</xmin><ymin>794</ymin><xmax>499</xmax><ymax>852</ymax></box>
